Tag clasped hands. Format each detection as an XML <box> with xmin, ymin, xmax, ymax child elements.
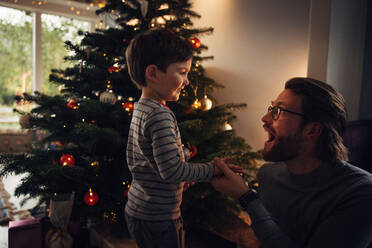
<box><xmin>183</xmin><ymin>157</ymin><xmax>250</xmax><ymax>199</ymax></box>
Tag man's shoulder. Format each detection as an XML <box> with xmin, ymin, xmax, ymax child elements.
<box><xmin>259</xmin><ymin>162</ymin><xmax>286</xmax><ymax>172</ymax></box>
<box><xmin>336</xmin><ymin>161</ymin><xmax>372</xmax><ymax>185</ymax></box>
<box><xmin>257</xmin><ymin>162</ymin><xmax>286</xmax><ymax>179</ymax></box>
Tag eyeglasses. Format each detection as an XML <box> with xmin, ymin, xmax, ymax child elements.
<box><xmin>268</xmin><ymin>106</ymin><xmax>305</xmax><ymax>120</ymax></box>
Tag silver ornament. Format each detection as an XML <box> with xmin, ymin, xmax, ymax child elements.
<box><xmin>99</xmin><ymin>91</ymin><xmax>117</xmax><ymax>105</ymax></box>
<box><xmin>200</xmin><ymin>96</ymin><xmax>213</xmax><ymax>111</ymax></box>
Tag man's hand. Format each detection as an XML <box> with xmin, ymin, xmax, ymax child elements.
<box><xmin>211</xmin><ymin>157</ymin><xmax>249</xmax><ymax>199</ymax></box>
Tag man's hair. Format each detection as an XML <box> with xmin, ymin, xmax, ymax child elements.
<box><xmin>125</xmin><ymin>29</ymin><xmax>193</xmax><ymax>89</ymax></box>
<box><xmin>285</xmin><ymin>77</ymin><xmax>348</xmax><ymax>162</ymax></box>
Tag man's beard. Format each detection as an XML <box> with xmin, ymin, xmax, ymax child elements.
<box><xmin>262</xmin><ymin>129</ymin><xmax>303</xmax><ymax>162</ymax></box>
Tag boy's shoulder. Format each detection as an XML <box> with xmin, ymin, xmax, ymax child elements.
<box><xmin>135</xmin><ymin>98</ymin><xmax>175</xmax><ymax>120</ymax></box>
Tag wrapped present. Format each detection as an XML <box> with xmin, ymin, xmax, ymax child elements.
<box><xmin>8</xmin><ymin>218</ymin><xmax>42</xmax><ymax>248</ymax></box>
<box><xmin>45</xmin><ymin>192</ymin><xmax>74</xmax><ymax>248</ymax></box>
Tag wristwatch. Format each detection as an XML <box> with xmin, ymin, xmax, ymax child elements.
<box><xmin>238</xmin><ymin>189</ymin><xmax>258</xmax><ymax>209</ymax></box>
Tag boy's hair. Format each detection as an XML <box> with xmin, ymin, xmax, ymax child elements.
<box><xmin>125</xmin><ymin>29</ymin><xmax>193</xmax><ymax>89</ymax></box>
<box><xmin>285</xmin><ymin>77</ymin><xmax>348</xmax><ymax>162</ymax></box>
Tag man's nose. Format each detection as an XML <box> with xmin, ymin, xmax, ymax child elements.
<box><xmin>261</xmin><ymin>110</ymin><xmax>272</xmax><ymax>123</ymax></box>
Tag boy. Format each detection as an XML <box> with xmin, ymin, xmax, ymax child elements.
<box><xmin>125</xmin><ymin>29</ymin><xmax>237</xmax><ymax>248</ymax></box>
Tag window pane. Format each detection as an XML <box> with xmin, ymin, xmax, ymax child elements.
<box><xmin>0</xmin><ymin>6</ymin><xmax>32</xmax><ymax>130</ymax></box>
<box><xmin>41</xmin><ymin>14</ymin><xmax>91</xmax><ymax>96</ymax></box>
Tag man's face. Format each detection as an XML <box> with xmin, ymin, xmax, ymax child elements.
<box><xmin>261</xmin><ymin>89</ymin><xmax>305</xmax><ymax>162</ymax></box>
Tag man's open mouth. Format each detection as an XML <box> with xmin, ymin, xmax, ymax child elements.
<box><xmin>264</xmin><ymin>125</ymin><xmax>276</xmax><ymax>145</ymax></box>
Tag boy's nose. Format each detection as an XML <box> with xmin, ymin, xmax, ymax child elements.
<box><xmin>184</xmin><ymin>79</ymin><xmax>190</xmax><ymax>85</ymax></box>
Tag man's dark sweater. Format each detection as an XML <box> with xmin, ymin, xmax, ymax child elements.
<box><xmin>241</xmin><ymin>161</ymin><xmax>372</xmax><ymax>248</ymax></box>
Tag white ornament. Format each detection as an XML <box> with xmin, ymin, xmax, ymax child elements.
<box><xmin>223</xmin><ymin>122</ymin><xmax>232</xmax><ymax>131</ymax></box>
<box><xmin>99</xmin><ymin>91</ymin><xmax>117</xmax><ymax>105</ymax></box>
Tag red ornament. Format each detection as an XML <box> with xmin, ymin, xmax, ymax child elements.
<box><xmin>60</xmin><ymin>154</ymin><xmax>75</xmax><ymax>167</ymax></box>
<box><xmin>190</xmin><ymin>37</ymin><xmax>201</xmax><ymax>49</ymax></box>
<box><xmin>67</xmin><ymin>100</ymin><xmax>79</xmax><ymax>109</ymax></box>
<box><xmin>108</xmin><ymin>66</ymin><xmax>120</xmax><ymax>73</ymax></box>
<box><xmin>84</xmin><ymin>188</ymin><xmax>99</xmax><ymax>206</ymax></box>
<box><xmin>190</xmin><ymin>144</ymin><xmax>198</xmax><ymax>158</ymax></box>
<box><xmin>124</xmin><ymin>187</ymin><xmax>129</xmax><ymax>198</ymax></box>
<box><xmin>122</xmin><ymin>102</ymin><xmax>134</xmax><ymax>112</ymax></box>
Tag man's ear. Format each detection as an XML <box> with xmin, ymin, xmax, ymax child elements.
<box><xmin>145</xmin><ymin>64</ymin><xmax>158</xmax><ymax>83</ymax></box>
<box><xmin>303</xmin><ymin>122</ymin><xmax>323</xmax><ymax>139</ymax></box>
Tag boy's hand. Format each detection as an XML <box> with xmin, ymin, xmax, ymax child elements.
<box><xmin>183</xmin><ymin>181</ymin><xmax>195</xmax><ymax>191</ymax></box>
<box><xmin>211</xmin><ymin>157</ymin><xmax>249</xmax><ymax>199</ymax></box>
<box><xmin>212</xmin><ymin>157</ymin><xmax>243</xmax><ymax>176</ymax></box>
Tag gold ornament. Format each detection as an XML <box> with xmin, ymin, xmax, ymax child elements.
<box><xmin>192</xmin><ymin>99</ymin><xmax>201</xmax><ymax>109</ymax></box>
<box><xmin>200</xmin><ymin>96</ymin><xmax>213</xmax><ymax>111</ymax></box>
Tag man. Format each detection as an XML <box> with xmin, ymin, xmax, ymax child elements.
<box><xmin>212</xmin><ymin>77</ymin><xmax>372</xmax><ymax>248</ymax></box>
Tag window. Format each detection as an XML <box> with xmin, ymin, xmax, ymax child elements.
<box><xmin>0</xmin><ymin>7</ymin><xmax>32</xmax><ymax>130</ymax></box>
<box><xmin>0</xmin><ymin>4</ymin><xmax>95</xmax><ymax>130</ymax></box>
<box><xmin>41</xmin><ymin>13</ymin><xmax>90</xmax><ymax>96</ymax></box>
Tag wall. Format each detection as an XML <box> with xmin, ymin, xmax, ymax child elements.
<box><xmin>326</xmin><ymin>0</ymin><xmax>367</xmax><ymax>120</ymax></box>
<box><xmin>359</xmin><ymin>1</ymin><xmax>372</xmax><ymax>120</ymax></box>
<box><xmin>191</xmin><ymin>0</ymin><xmax>310</xmax><ymax>150</ymax></box>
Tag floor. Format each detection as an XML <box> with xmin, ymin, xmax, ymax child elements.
<box><xmin>0</xmin><ymin>173</ymin><xmax>260</xmax><ymax>248</ymax></box>
<box><xmin>0</xmin><ymin>173</ymin><xmax>39</xmax><ymax>248</ymax></box>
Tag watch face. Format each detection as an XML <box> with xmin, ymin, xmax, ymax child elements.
<box><xmin>238</xmin><ymin>190</ymin><xmax>258</xmax><ymax>208</ymax></box>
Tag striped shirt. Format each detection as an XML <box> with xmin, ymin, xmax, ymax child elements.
<box><xmin>125</xmin><ymin>98</ymin><xmax>214</xmax><ymax>221</ymax></box>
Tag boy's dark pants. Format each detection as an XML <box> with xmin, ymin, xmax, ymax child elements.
<box><xmin>125</xmin><ymin>213</ymin><xmax>185</xmax><ymax>248</ymax></box>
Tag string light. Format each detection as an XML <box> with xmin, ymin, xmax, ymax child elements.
<box><xmin>90</xmin><ymin>161</ymin><xmax>99</xmax><ymax>167</ymax></box>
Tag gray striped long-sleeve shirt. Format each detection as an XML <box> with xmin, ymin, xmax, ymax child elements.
<box><xmin>125</xmin><ymin>98</ymin><xmax>214</xmax><ymax>221</ymax></box>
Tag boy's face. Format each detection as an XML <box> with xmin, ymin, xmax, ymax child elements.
<box><xmin>145</xmin><ymin>58</ymin><xmax>192</xmax><ymax>105</ymax></box>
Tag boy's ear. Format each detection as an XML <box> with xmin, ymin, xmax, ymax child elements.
<box><xmin>145</xmin><ymin>64</ymin><xmax>158</xmax><ymax>82</ymax></box>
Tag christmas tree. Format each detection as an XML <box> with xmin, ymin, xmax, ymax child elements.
<box><xmin>0</xmin><ymin>0</ymin><xmax>260</xmax><ymax>235</ymax></box>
